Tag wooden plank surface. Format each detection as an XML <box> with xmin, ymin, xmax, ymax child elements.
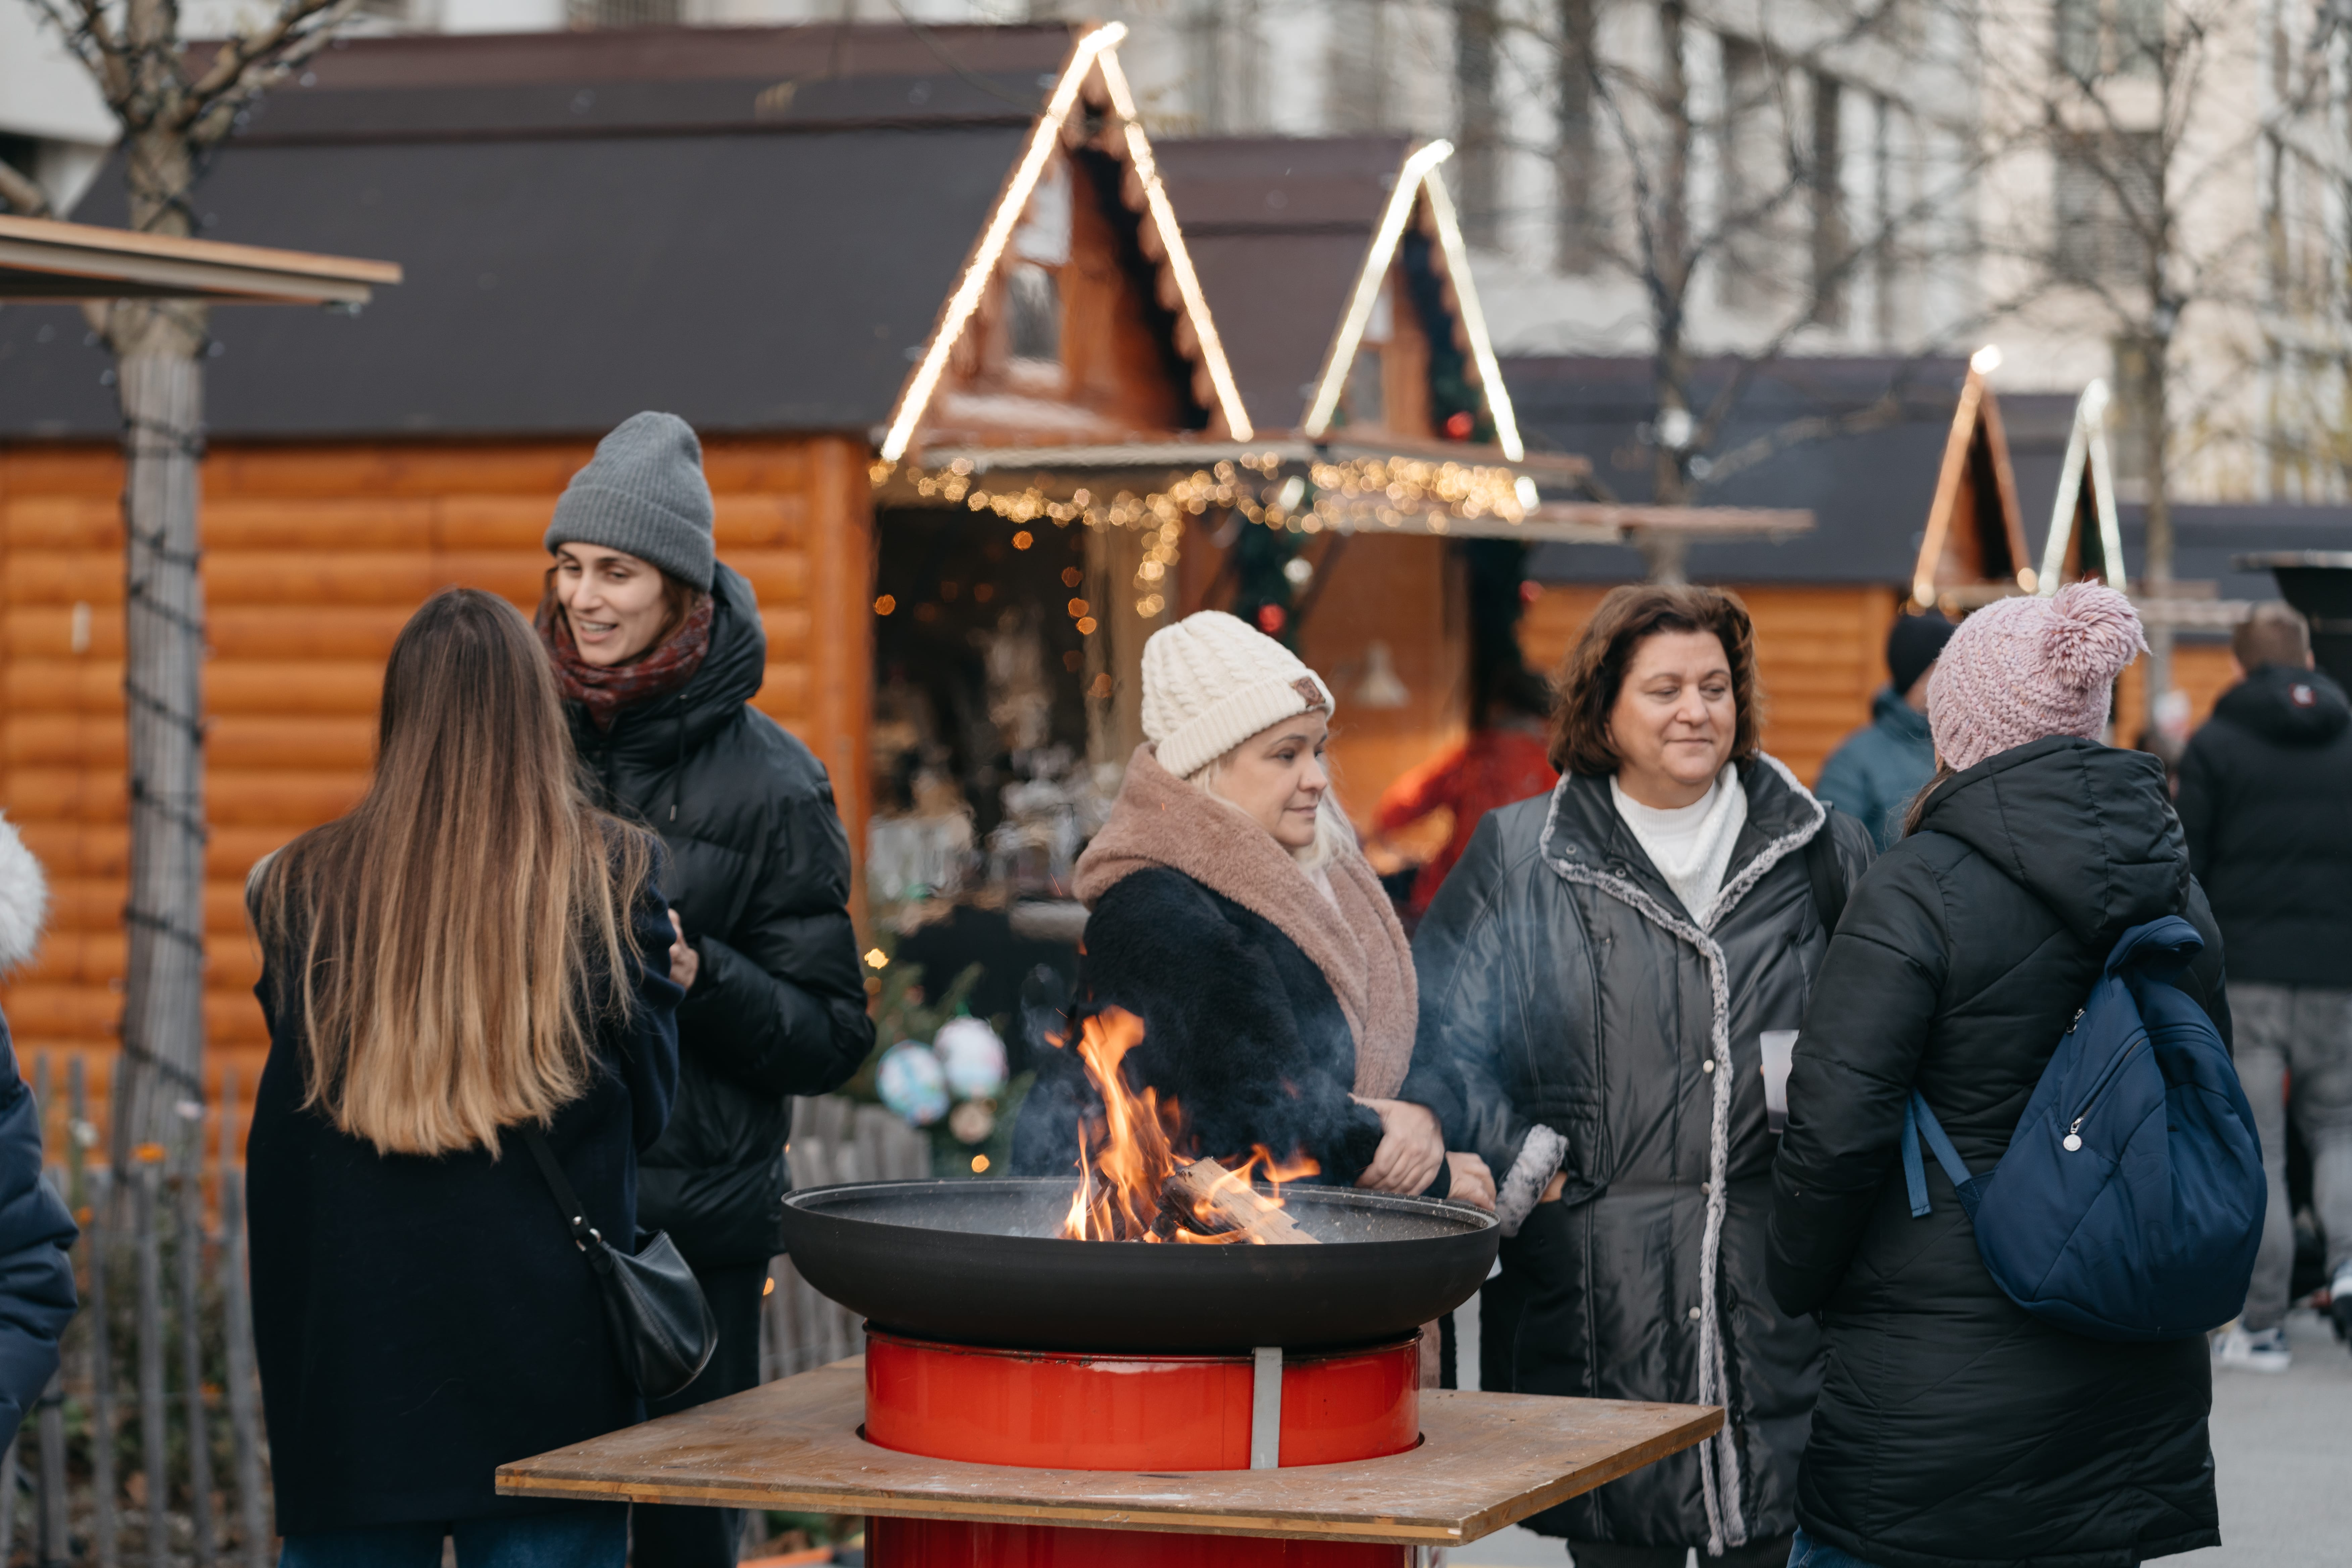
<box><xmin>496</xmin><ymin>1359</ymin><xmax>1720</xmax><ymax>1547</ymax></box>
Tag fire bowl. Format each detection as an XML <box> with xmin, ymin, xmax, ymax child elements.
<box><xmin>777</xmin><ymin>1178</ymin><xmax>1500</xmax><ymax>1354</ymax></box>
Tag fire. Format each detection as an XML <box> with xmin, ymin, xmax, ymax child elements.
<box><xmin>1056</xmin><ymin>1008</ymin><xmax>1319</xmax><ymax>1243</ymax></box>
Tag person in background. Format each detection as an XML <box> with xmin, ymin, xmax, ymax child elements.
<box><xmin>1374</xmin><ymin>662</ymin><xmax>1558</xmax><ymax>922</ymax></box>
<box><xmin>0</xmin><ymin>816</ymin><xmax>79</xmax><ymax>1436</ymax></box>
<box><xmin>538</xmin><ymin>412</ymin><xmax>874</xmax><ymax>1568</ymax></box>
<box><xmin>247</xmin><ymin>590</ymin><xmax>686</xmax><ymax>1567</ymax></box>
<box><xmin>1769</xmin><ymin>584</ymin><xmax>2226</xmax><ymax>1568</ymax></box>
<box><xmin>1014</xmin><ymin>610</ymin><xmax>1493</xmax><ymax>1212</ymax></box>
<box><xmin>2179</xmin><ymin>601</ymin><xmax>2352</xmax><ymax>1369</ymax></box>
<box><xmin>1415</xmin><ymin>584</ymin><xmax>1873</xmax><ymax>1567</ymax></box>
<box><xmin>1813</xmin><ymin>609</ymin><xmax>1955</xmax><ymax>851</ymax></box>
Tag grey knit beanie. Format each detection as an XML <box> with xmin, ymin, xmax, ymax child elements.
<box><xmin>545</xmin><ymin>411</ymin><xmax>716</xmax><ymax>592</ymax></box>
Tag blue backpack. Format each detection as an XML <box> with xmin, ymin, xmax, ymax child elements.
<box><xmin>1902</xmin><ymin>916</ymin><xmax>2265</xmax><ymax>1342</ymax></box>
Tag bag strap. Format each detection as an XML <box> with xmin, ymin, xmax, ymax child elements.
<box><xmin>1901</xmin><ymin>1092</ymin><xmax>1975</xmax><ymax>1219</ymax></box>
<box><xmin>1804</xmin><ymin>830</ymin><xmax>1848</xmax><ymax>935</ymax></box>
<box><xmin>519</xmin><ymin>1124</ymin><xmax>604</xmax><ymax>1253</ymax></box>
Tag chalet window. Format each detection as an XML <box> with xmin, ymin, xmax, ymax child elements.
<box><xmin>1008</xmin><ymin>264</ymin><xmax>1062</xmax><ymax>365</ymax></box>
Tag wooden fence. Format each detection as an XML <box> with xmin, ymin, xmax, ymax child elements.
<box><xmin>7</xmin><ymin>1077</ymin><xmax>930</xmax><ymax>1567</ymax></box>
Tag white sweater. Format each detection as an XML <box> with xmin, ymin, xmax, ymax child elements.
<box><xmin>1609</xmin><ymin>763</ymin><xmax>1747</xmax><ymax>925</ymax></box>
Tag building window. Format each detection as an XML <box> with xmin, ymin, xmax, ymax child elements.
<box><xmin>1555</xmin><ymin>0</ymin><xmax>1600</xmax><ymax>272</ymax></box>
<box><xmin>2054</xmin><ymin>131</ymin><xmax>2159</xmax><ymax>285</ymax></box>
<box><xmin>568</xmin><ymin>0</ymin><xmax>680</xmax><ymax>28</ymax></box>
<box><xmin>2055</xmin><ymin>0</ymin><xmax>2162</xmax><ymax>83</ymax></box>
<box><xmin>1455</xmin><ymin>0</ymin><xmax>1501</xmax><ymax>248</ymax></box>
<box><xmin>1008</xmin><ymin>264</ymin><xmax>1061</xmax><ymax>365</ymax></box>
<box><xmin>1811</xmin><ymin>74</ymin><xmax>1848</xmax><ymax>328</ymax></box>
<box><xmin>1326</xmin><ymin>0</ymin><xmax>1393</xmax><ymax>133</ymax></box>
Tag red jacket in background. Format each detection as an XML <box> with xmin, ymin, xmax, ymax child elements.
<box><xmin>1375</xmin><ymin>728</ymin><xmax>1559</xmax><ymax>917</ymax></box>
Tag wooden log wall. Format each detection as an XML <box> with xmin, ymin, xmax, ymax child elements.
<box><xmin>0</xmin><ymin>435</ymin><xmax>873</xmax><ymax>1156</ymax></box>
<box><xmin>1521</xmin><ymin>583</ymin><xmax>1901</xmax><ymax>787</ymax></box>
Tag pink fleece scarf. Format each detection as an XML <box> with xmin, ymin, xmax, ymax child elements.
<box><xmin>1073</xmin><ymin>744</ymin><xmax>1416</xmax><ymax>1098</ymax></box>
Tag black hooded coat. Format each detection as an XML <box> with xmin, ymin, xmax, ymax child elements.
<box><xmin>565</xmin><ymin>562</ymin><xmax>875</xmax><ymax>1267</ymax></box>
<box><xmin>1413</xmin><ymin>756</ymin><xmax>1873</xmax><ymax>1553</ymax></box>
<box><xmin>2176</xmin><ymin>663</ymin><xmax>2352</xmax><ymax>986</ymax></box>
<box><xmin>1768</xmin><ymin>736</ymin><xmax>2229</xmax><ymax>1568</ymax></box>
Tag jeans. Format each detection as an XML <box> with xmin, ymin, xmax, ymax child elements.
<box><xmin>278</xmin><ymin>1505</ymin><xmax>626</xmax><ymax>1568</ymax></box>
<box><xmin>1786</xmin><ymin>1527</ymin><xmax>1888</xmax><ymax>1568</ymax></box>
<box><xmin>2233</xmin><ymin>982</ymin><xmax>2352</xmax><ymax>1331</ymax></box>
<box><xmin>629</xmin><ymin>1260</ymin><xmax>769</xmax><ymax>1568</ymax></box>
<box><xmin>1569</xmin><ymin>1535</ymin><xmax>1792</xmax><ymax>1568</ymax></box>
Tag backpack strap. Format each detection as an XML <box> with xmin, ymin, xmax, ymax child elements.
<box><xmin>1804</xmin><ymin>828</ymin><xmax>1849</xmax><ymax>935</ymax></box>
<box><xmin>1901</xmin><ymin>1092</ymin><xmax>1979</xmax><ymax>1219</ymax></box>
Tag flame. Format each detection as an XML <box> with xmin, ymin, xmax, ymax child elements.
<box><xmin>1056</xmin><ymin>1008</ymin><xmax>1319</xmax><ymax>1243</ymax></box>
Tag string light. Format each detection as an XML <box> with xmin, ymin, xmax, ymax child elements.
<box><xmin>876</xmin><ymin>23</ymin><xmax>1252</xmax><ymax>460</ymax></box>
<box><xmin>875</xmin><ymin>449</ymin><xmax>1531</xmax><ymax>613</ymax></box>
<box><xmin>877</xmin><ymin>25</ymin><xmax>1126</xmax><ymax>463</ymax></box>
<box><xmin>1299</xmin><ymin>142</ymin><xmax>1525</xmax><ymax>462</ymax></box>
<box><xmin>1095</xmin><ymin>46</ymin><xmax>1254</xmax><ymax>441</ymax></box>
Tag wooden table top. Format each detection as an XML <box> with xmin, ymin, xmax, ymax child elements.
<box><xmin>497</xmin><ymin>1358</ymin><xmax>1721</xmax><ymax>1547</ymax></box>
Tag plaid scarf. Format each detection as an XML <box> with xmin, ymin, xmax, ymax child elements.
<box><xmin>536</xmin><ymin>589</ymin><xmax>714</xmax><ymax>731</ymax></box>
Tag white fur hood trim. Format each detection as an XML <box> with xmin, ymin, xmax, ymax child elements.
<box><xmin>0</xmin><ymin>815</ymin><xmax>47</xmax><ymax>974</ymax></box>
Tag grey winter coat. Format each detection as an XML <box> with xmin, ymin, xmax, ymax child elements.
<box><xmin>1813</xmin><ymin>686</ymin><xmax>1936</xmax><ymax>852</ymax></box>
<box><xmin>1413</xmin><ymin>757</ymin><xmax>1873</xmax><ymax>1554</ymax></box>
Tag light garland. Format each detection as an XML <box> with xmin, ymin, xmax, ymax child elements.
<box><xmin>873</xmin><ymin>451</ymin><xmax>1530</xmax><ymax>618</ymax></box>
<box><xmin>876</xmin><ymin>22</ymin><xmax>1253</xmax><ymax>462</ymax></box>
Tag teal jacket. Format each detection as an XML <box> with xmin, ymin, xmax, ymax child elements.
<box><xmin>1814</xmin><ymin>686</ymin><xmax>1934</xmax><ymax>851</ymax></box>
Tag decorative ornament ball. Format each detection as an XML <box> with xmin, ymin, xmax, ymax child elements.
<box><xmin>934</xmin><ymin>1016</ymin><xmax>1009</xmax><ymax>1100</ymax></box>
<box><xmin>948</xmin><ymin>1099</ymin><xmax>997</xmax><ymax>1146</ymax></box>
<box><xmin>876</xmin><ymin>1041</ymin><xmax>950</xmax><ymax>1127</ymax></box>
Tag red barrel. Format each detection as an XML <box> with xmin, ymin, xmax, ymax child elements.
<box><xmin>861</xmin><ymin>1330</ymin><xmax>1421</xmax><ymax>1566</ymax></box>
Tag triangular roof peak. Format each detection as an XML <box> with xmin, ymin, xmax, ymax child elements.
<box><xmin>878</xmin><ymin>23</ymin><xmax>1252</xmax><ymax>462</ymax></box>
<box><xmin>1298</xmin><ymin>140</ymin><xmax>1525</xmax><ymax>461</ymax></box>
<box><xmin>2034</xmin><ymin>380</ymin><xmax>2129</xmax><ymax>595</ymax></box>
<box><xmin>1910</xmin><ymin>348</ymin><xmax>2034</xmax><ymax>611</ymax></box>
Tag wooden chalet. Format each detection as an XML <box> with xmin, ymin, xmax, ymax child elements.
<box><xmin>0</xmin><ymin>20</ymin><xmax>1282</xmax><ymax>1127</ymax></box>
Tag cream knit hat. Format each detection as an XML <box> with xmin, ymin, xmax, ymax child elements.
<box><xmin>1141</xmin><ymin>611</ymin><xmax>1335</xmax><ymax>778</ymax></box>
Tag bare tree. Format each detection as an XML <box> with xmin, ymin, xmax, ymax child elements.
<box><xmin>13</xmin><ymin>0</ymin><xmax>355</xmax><ymax>1162</ymax></box>
<box><xmin>1479</xmin><ymin>0</ymin><xmax>2001</xmax><ymax>580</ymax></box>
<box><xmin>1971</xmin><ymin>0</ymin><xmax>2349</xmax><ymax>735</ymax></box>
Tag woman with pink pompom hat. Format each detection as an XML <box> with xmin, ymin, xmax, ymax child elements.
<box><xmin>1765</xmin><ymin>583</ymin><xmax>2234</xmax><ymax>1568</ymax></box>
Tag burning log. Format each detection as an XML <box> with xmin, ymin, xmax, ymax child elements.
<box><xmin>1161</xmin><ymin>1159</ymin><xmax>1320</xmax><ymax>1245</ymax></box>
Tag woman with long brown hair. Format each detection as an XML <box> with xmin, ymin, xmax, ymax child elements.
<box><xmin>1414</xmin><ymin>584</ymin><xmax>1873</xmax><ymax>1567</ymax></box>
<box><xmin>246</xmin><ymin>588</ymin><xmax>687</xmax><ymax>1567</ymax></box>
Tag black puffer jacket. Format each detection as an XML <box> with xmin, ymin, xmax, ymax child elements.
<box><xmin>566</xmin><ymin>562</ymin><xmax>874</xmax><ymax>1267</ymax></box>
<box><xmin>2177</xmin><ymin>663</ymin><xmax>2352</xmax><ymax>986</ymax></box>
<box><xmin>1010</xmin><ymin>867</ymin><xmax>1391</xmax><ymax>1184</ymax></box>
<box><xmin>1768</xmin><ymin>736</ymin><xmax>2228</xmax><ymax>1568</ymax></box>
<box><xmin>1414</xmin><ymin>758</ymin><xmax>1872</xmax><ymax>1552</ymax></box>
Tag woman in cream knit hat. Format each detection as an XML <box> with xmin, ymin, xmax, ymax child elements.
<box><xmin>1012</xmin><ymin>612</ymin><xmax>1493</xmax><ymax>1209</ymax></box>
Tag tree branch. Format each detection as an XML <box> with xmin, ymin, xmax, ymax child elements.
<box><xmin>0</xmin><ymin>159</ymin><xmax>53</xmax><ymax>219</ymax></box>
<box><xmin>179</xmin><ymin>0</ymin><xmax>353</xmax><ymax>129</ymax></box>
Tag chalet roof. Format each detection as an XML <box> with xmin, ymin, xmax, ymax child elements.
<box><xmin>1516</xmin><ymin>356</ymin><xmax>2352</xmax><ymax>601</ymax></box>
<box><xmin>1519</xmin><ymin>356</ymin><xmax>1983</xmax><ymax>585</ymax></box>
<box><xmin>1153</xmin><ymin>136</ymin><xmax>1409</xmax><ymax>436</ymax></box>
<box><xmin>0</xmin><ymin>25</ymin><xmax>1075</xmax><ymax>441</ymax></box>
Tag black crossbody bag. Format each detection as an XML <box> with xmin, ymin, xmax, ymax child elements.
<box><xmin>520</xmin><ymin>1124</ymin><xmax>717</xmax><ymax>1402</ymax></box>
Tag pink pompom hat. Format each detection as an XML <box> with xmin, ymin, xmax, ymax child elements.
<box><xmin>1926</xmin><ymin>582</ymin><xmax>2148</xmax><ymax>772</ymax></box>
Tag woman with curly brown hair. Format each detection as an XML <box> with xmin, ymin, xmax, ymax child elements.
<box><xmin>1412</xmin><ymin>583</ymin><xmax>1873</xmax><ymax>1568</ymax></box>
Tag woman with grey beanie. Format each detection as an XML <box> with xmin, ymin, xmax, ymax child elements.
<box><xmin>537</xmin><ymin>412</ymin><xmax>874</xmax><ymax>1568</ymax></box>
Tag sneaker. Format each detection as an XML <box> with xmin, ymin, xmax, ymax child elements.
<box><xmin>2214</xmin><ymin>1322</ymin><xmax>2293</xmax><ymax>1373</ymax></box>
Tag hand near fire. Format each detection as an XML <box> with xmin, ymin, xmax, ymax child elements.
<box><xmin>1351</xmin><ymin>1098</ymin><xmax>1445</xmax><ymax>1196</ymax></box>
<box><xmin>1444</xmin><ymin>1152</ymin><xmax>1496</xmax><ymax>1212</ymax></box>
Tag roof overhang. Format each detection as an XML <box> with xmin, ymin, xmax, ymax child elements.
<box><xmin>0</xmin><ymin>213</ymin><xmax>401</xmax><ymax>305</ymax></box>
<box><xmin>872</xmin><ymin>438</ymin><xmax>1804</xmax><ymax>548</ymax></box>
